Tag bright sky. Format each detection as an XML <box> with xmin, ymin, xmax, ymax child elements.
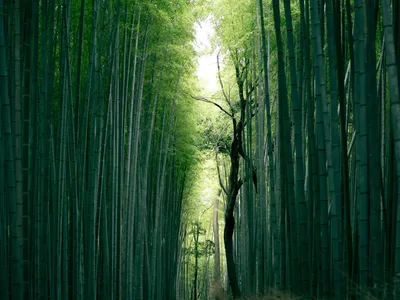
<box><xmin>194</xmin><ymin>18</ymin><xmax>219</xmax><ymax>94</ymax></box>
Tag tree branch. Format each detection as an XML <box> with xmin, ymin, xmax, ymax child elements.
<box><xmin>217</xmin><ymin>52</ymin><xmax>234</xmax><ymax>113</ymax></box>
<box><xmin>247</xmin><ymin>77</ymin><xmax>259</xmax><ymax>95</ymax></box>
<box><xmin>215</xmin><ymin>152</ymin><xmax>228</xmax><ymax>196</ymax></box>
<box><xmin>240</xmin><ymin>58</ymin><xmax>250</xmax><ymax>80</ymax></box>
<box><xmin>187</xmin><ymin>93</ymin><xmax>233</xmax><ymax>118</ymax></box>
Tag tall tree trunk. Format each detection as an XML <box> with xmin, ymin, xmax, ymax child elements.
<box><xmin>257</xmin><ymin>0</ymin><xmax>276</xmax><ymax>289</ymax></box>
<box><xmin>213</xmin><ymin>189</ymin><xmax>222</xmax><ymax>281</ymax></box>
<box><xmin>381</xmin><ymin>0</ymin><xmax>400</xmax><ymax>292</ymax></box>
<box><xmin>224</xmin><ymin>116</ymin><xmax>243</xmax><ymax>299</ymax></box>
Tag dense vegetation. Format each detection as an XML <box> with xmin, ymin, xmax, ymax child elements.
<box><xmin>1</xmin><ymin>0</ymin><xmax>400</xmax><ymax>299</ymax></box>
<box><xmin>1</xmin><ymin>1</ymin><xmax>199</xmax><ymax>299</ymax></box>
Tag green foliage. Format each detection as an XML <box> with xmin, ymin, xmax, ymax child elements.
<box><xmin>211</xmin><ymin>0</ymin><xmax>256</xmax><ymax>54</ymax></box>
<box><xmin>184</xmin><ymin>221</ymin><xmax>215</xmax><ymax>258</ymax></box>
<box><xmin>197</xmin><ymin>116</ymin><xmax>232</xmax><ymax>152</ymax></box>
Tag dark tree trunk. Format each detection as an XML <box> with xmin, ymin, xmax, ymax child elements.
<box><xmin>224</xmin><ymin>214</ymin><xmax>240</xmax><ymax>298</ymax></box>
<box><xmin>224</xmin><ymin>118</ymin><xmax>243</xmax><ymax>299</ymax></box>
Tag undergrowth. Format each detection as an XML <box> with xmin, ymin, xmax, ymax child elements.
<box><xmin>210</xmin><ymin>280</ymin><xmax>400</xmax><ymax>300</ymax></box>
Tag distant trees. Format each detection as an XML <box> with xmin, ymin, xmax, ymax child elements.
<box><xmin>185</xmin><ymin>221</ymin><xmax>215</xmax><ymax>300</ymax></box>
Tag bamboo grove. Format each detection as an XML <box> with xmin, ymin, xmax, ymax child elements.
<box><xmin>0</xmin><ymin>0</ymin><xmax>199</xmax><ymax>299</ymax></box>
<box><xmin>193</xmin><ymin>0</ymin><xmax>400</xmax><ymax>299</ymax></box>
<box><xmin>2</xmin><ymin>0</ymin><xmax>400</xmax><ymax>299</ymax></box>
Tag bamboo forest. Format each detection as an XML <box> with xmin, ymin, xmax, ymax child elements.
<box><xmin>2</xmin><ymin>0</ymin><xmax>400</xmax><ymax>299</ymax></box>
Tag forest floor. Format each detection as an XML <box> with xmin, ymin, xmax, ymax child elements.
<box><xmin>209</xmin><ymin>280</ymin><xmax>388</xmax><ymax>300</ymax></box>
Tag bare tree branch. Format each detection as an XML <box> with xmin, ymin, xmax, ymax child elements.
<box><xmin>187</xmin><ymin>92</ymin><xmax>233</xmax><ymax>118</ymax></box>
<box><xmin>217</xmin><ymin>52</ymin><xmax>234</xmax><ymax>113</ymax></box>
